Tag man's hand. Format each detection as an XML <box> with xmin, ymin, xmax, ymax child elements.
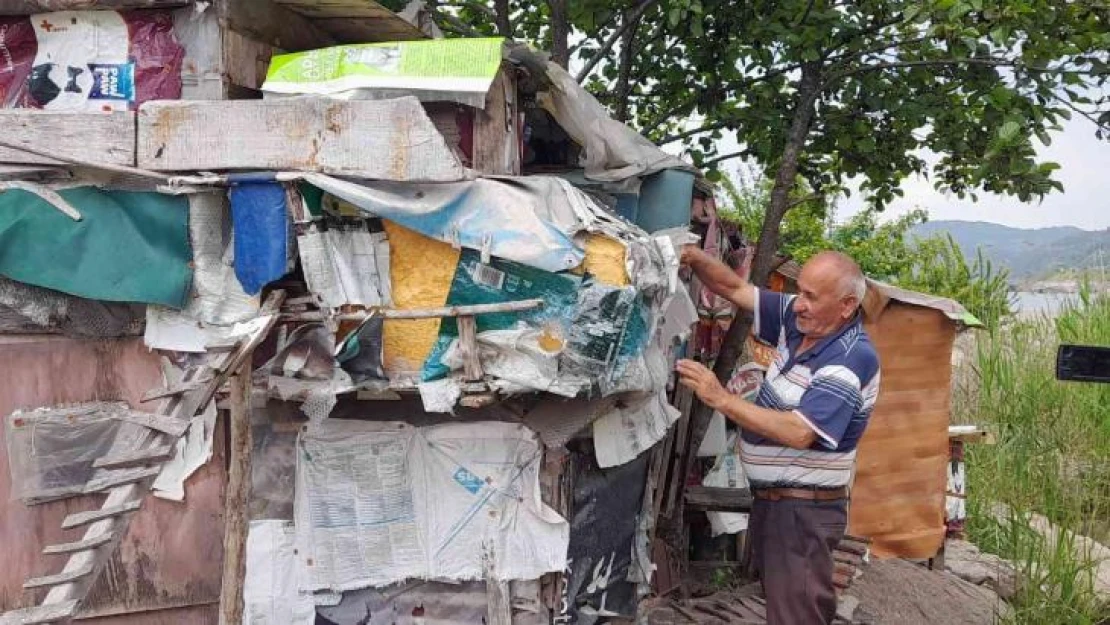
<box><xmin>679</xmin><ymin>244</ymin><xmax>702</xmax><ymax>267</ymax></box>
<box><xmin>675</xmin><ymin>359</ymin><xmax>731</xmax><ymax>410</ymax></box>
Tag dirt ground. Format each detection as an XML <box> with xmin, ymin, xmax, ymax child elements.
<box><xmin>644</xmin><ymin>558</ymin><xmax>1010</xmax><ymax>624</ymax></box>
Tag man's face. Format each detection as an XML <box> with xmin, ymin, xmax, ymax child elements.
<box><xmin>793</xmin><ymin>259</ymin><xmax>857</xmax><ymax>338</ymax></box>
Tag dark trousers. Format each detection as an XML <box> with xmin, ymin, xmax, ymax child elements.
<box><xmin>749</xmin><ymin>497</ymin><xmax>847</xmax><ymax>624</ymax></box>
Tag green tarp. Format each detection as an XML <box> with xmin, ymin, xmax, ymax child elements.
<box><xmin>0</xmin><ymin>187</ymin><xmax>192</xmax><ymax>308</ymax></box>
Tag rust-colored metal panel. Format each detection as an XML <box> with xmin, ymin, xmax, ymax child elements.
<box><xmin>0</xmin><ymin>337</ymin><xmax>226</xmax><ymax>621</ymax></box>
<box><xmin>850</xmin><ymin>305</ymin><xmax>955</xmax><ymax>559</ymax></box>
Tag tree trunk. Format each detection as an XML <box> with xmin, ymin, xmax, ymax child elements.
<box><xmin>614</xmin><ymin>13</ymin><xmax>642</xmax><ymax>121</ymax></box>
<box><xmin>547</xmin><ymin>0</ymin><xmax>569</xmax><ymax>68</ymax></box>
<box><xmin>712</xmin><ymin>61</ymin><xmax>822</xmax><ymax>382</ymax></box>
<box><xmin>494</xmin><ymin>0</ymin><xmax>511</xmax><ymax>37</ymax></box>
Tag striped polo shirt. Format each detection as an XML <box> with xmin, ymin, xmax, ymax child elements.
<box><xmin>741</xmin><ymin>287</ymin><xmax>881</xmax><ymax>489</ymax></box>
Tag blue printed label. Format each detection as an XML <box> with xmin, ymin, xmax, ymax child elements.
<box><xmin>89</xmin><ymin>63</ymin><xmax>134</xmax><ymax>101</ymax></box>
<box><xmin>453</xmin><ymin>467</ymin><xmax>484</xmax><ymax>494</ymax></box>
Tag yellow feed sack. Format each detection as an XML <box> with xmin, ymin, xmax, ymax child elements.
<box><xmin>574</xmin><ymin>233</ymin><xmax>630</xmax><ymax>286</ymax></box>
<box><xmin>381</xmin><ymin>225</ymin><xmax>629</xmax><ymax>374</ymax></box>
<box><xmin>382</xmin><ymin>220</ymin><xmax>460</xmax><ymax>375</ymax></box>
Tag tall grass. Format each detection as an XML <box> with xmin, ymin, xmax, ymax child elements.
<box><xmin>960</xmin><ymin>287</ymin><xmax>1110</xmax><ymax>623</ymax></box>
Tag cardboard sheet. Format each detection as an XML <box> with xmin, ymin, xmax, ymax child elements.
<box><xmin>295</xmin><ymin>420</ymin><xmax>568</xmax><ymax>592</ymax></box>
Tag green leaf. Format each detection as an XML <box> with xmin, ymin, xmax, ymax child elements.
<box><xmin>998</xmin><ymin>121</ymin><xmax>1021</xmax><ymax>142</ymax></box>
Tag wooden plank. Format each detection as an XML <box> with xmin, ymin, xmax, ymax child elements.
<box><xmin>110</xmin><ymin>410</ymin><xmax>190</xmax><ymax>437</ymax></box>
<box><xmin>485</xmin><ymin>580</ymin><xmax>511</xmax><ymax>625</ymax></box>
<box><xmin>61</xmin><ymin>500</ymin><xmax>142</xmax><ymax>530</ymax></box>
<box><xmin>684</xmin><ymin>486</ymin><xmax>753</xmax><ymax>513</ymax></box>
<box><xmin>42</xmin><ymin>533</ymin><xmax>114</xmax><ymax>556</ymax></box>
<box><xmin>286</xmin><ymin>298</ymin><xmax>544</xmax><ymax>322</ymax></box>
<box><xmin>457</xmin><ymin>316</ymin><xmax>483</xmax><ymax>382</ymax></box>
<box><xmin>472</xmin><ymin>65</ymin><xmax>520</xmax><ymax>175</ymax></box>
<box><xmin>138</xmin><ymin>99</ymin><xmax>466</xmax><ymax>181</ymax></box>
<box><xmin>0</xmin><ymin>600</ymin><xmax>78</xmax><ymax>624</ymax></box>
<box><xmin>222</xmin><ymin>29</ymin><xmax>277</xmax><ymax>92</ymax></box>
<box><xmin>23</xmin><ymin>564</ymin><xmax>94</xmax><ymax>590</ymax></box>
<box><xmin>0</xmin><ymin>111</ymin><xmax>135</xmax><ymax>167</ymax></box>
<box><xmin>218</xmin><ymin>0</ymin><xmax>335</xmax><ymax>52</ymax></box>
<box><xmin>217</xmin><ymin>360</ymin><xmax>254</xmax><ymax>625</ymax></box>
<box><xmin>93</xmin><ymin>445</ymin><xmax>176</xmax><ymax>470</ymax></box>
<box><xmin>83</xmin><ymin>467</ymin><xmax>164</xmax><ymax>494</ymax></box>
<box><xmin>142</xmin><ymin>378</ymin><xmax>210</xmax><ymax>402</ymax></box>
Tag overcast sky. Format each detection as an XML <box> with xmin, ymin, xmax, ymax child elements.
<box><xmin>696</xmin><ymin>116</ymin><xmax>1109</xmax><ymax>231</ymax></box>
<box><xmin>836</xmin><ymin>117</ymin><xmax>1109</xmax><ymax>231</ymax></box>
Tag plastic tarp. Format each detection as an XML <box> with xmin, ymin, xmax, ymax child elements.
<box><xmin>299</xmin><ymin>174</ymin><xmax>594</xmax><ymax>273</ymax></box>
<box><xmin>244</xmin><ymin>520</ymin><xmax>317</xmax><ymax>625</ymax></box>
<box><xmin>0</xmin><ymin>186</ymin><xmax>191</xmax><ymax>307</ymax></box>
<box><xmin>295</xmin><ymin>419</ymin><xmax>568</xmax><ymax>592</ymax></box>
<box><xmin>0</xmin><ymin>10</ymin><xmax>183</xmax><ymax>110</ymax></box>
<box><xmin>531</xmin><ymin>55</ymin><xmax>694</xmax><ymax>184</ymax></box>
<box><xmin>261</xmin><ymin>37</ymin><xmax>504</xmax><ymax>109</ymax></box>
<box><xmin>230</xmin><ymin>180</ymin><xmax>291</xmax><ymax>296</ymax></box>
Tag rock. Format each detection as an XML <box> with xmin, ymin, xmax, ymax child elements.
<box><xmin>850</xmin><ymin>558</ymin><xmax>1011</xmax><ymax>625</ymax></box>
<box><xmin>837</xmin><ymin>594</ymin><xmax>860</xmax><ymax>622</ymax></box>
<box><xmin>944</xmin><ymin>539</ymin><xmax>1018</xmax><ymax>600</ymax></box>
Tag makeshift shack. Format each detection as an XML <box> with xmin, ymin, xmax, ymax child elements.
<box><xmin>0</xmin><ymin>3</ymin><xmax>706</xmax><ymax>624</ymax></box>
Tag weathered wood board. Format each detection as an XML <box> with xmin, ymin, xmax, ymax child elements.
<box><xmin>0</xmin><ymin>337</ymin><xmax>226</xmax><ymax>620</ymax></box>
<box><xmin>0</xmin><ymin>111</ymin><xmax>135</xmax><ymax>167</ymax></box>
<box><xmin>138</xmin><ymin>98</ymin><xmax>466</xmax><ymax>180</ymax></box>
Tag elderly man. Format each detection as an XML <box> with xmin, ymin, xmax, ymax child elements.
<box><xmin>676</xmin><ymin>248</ymin><xmax>881</xmax><ymax>624</ymax></box>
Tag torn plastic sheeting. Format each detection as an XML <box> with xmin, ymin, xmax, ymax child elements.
<box><xmin>440</xmin><ymin>327</ymin><xmax>587</xmax><ymax>398</ymax></box>
<box><xmin>261</xmin><ymin>37</ymin><xmax>504</xmax><ymax>109</ymax></box>
<box><xmin>263</xmin><ymin>323</ymin><xmax>357</xmax><ymax>422</ymax></box>
<box><xmin>591</xmin><ymin>390</ymin><xmax>681</xmax><ymax>469</ymax></box>
<box><xmin>421</xmin><ymin>250</ymin><xmax>583</xmax><ymax>382</ymax></box>
<box><xmin>560</xmin><ymin>449</ymin><xmax>650</xmax><ymax>623</ymax></box>
<box><xmin>335</xmin><ymin>315</ymin><xmax>388</xmax><ymax>386</ymax></box>
<box><xmin>244</xmin><ymin>520</ymin><xmax>317</xmax><ymax>625</ymax></box>
<box><xmin>417</xmin><ymin>378</ymin><xmax>462</xmax><ymax>413</ymax></box>
<box><xmin>295</xmin><ymin>420</ymin><xmax>568</xmax><ymax>592</ymax></box>
<box><xmin>533</xmin><ymin>57</ymin><xmax>694</xmax><ymax>184</ymax></box>
<box><xmin>0</xmin><ymin>187</ymin><xmax>192</xmax><ymax>307</ymax></box>
<box><xmin>153</xmin><ymin>400</ymin><xmax>216</xmax><ymax>502</ymax></box>
<box><xmin>702</xmin><ymin>431</ymin><xmax>750</xmax><ymax>537</ymax></box>
<box><xmin>144</xmin><ymin>192</ymin><xmax>259</xmax><ymax>352</ymax></box>
<box><xmin>521</xmin><ymin>395</ymin><xmax>622</xmax><ymax>449</ymax></box>
<box><xmin>299</xmin><ymin>174</ymin><xmax>593</xmax><ymax>273</ymax></box>
<box><xmin>230</xmin><ymin>179</ymin><xmax>291</xmax><ymax>295</ymax></box>
<box><xmin>5</xmin><ymin>402</ymin><xmax>157</xmax><ymax>504</ymax></box>
<box><xmin>298</xmin><ymin>225</ymin><xmax>391</xmax><ymax>309</ymax></box>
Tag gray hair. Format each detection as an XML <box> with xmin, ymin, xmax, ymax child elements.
<box><xmin>811</xmin><ymin>251</ymin><xmax>867</xmax><ymax>304</ymax></box>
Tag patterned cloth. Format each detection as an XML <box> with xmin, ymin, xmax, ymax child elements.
<box><xmin>741</xmin><ymin>288</ymin><xmax>881</xmax><ymax>489</ymax></box>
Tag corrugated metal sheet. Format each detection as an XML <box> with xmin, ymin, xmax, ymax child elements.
<box><xmin>849</xmin><ymin>305</ymin><xmax>954</xmax><ymax>558</ymax></box>
<box><xmin>0</xmin><ymin>336</ymin><xmax>226</xmax><ymax>621</ymax></box>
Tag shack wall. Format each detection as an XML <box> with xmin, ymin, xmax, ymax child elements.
<box><xmin>0</xmin><ymin>336</ymin><xmax>226</xmax><ymax>621</ymax></box>
<box><xmin>851</xmin><ymin>303</ymin><xmax>954</xmax><ymax>558</ymax></box>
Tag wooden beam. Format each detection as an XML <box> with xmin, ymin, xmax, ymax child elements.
<box><xmin>93</xmin><ymin>445</ymin><xmax>176</xmax><ymax>470</ymax></box>
<box><xmin>42</xmin><ymin>534</ymin><xmax>115</xmax><ymax>556</ymax></box>
<box><xmin>457</xmin><ymin>316</ymin><xmax>483</xmax><ymax>381</ymax></box>
<box><xmin>485</xmin><ymin>579</ymin><xmax>511</xmax><ymax>625</ymax></box>
<box><xmin>218</xmin><ymin>0</ymin><xmax>335</xmax><ymax>52</ymax></box>
<box><xmin>110</xmin><ymin>410</ymin><xmax>190</xmax><ymax>437</ymax></box>
<box><xmin>142</xmin><ymin>379</ymin><xmax>211</xmax><ymax>402</ymax></box>
<box><xmin>218</xmin><ymin>360</ymin><xmax>253</xmax><ymax>625</ymax></box>
<box><xmin>23</xmin><ymin>564</ymin><xmax>94</xmax><ymax>590</ymax></box>
<box><xmin>683</xmin><ymin>486</ymin><xmax>753</xmax><ymax>513</ymax></box>
<box><xmin>61</xmin><ymin>500</ymin><xmax>142</xmax><ymax>530</ymax></box>
<box><xmin>0</xmin><ymin>111</ymin><xmax>135</xmax><ymax>167</ymax></box>
<box><xmin>0</xmin><ymin>1</ymin><xmax>184</xmax><ymax>13</ymax></box>
<box><xmin>0</xmin><ymin>600</ymin><xmax>78</xmax><ymax>625</ymax></box>
<box><xmin>137</xmin><ymin>99</ymin><xmax>466</xmax><ymax>181</ymax></box>
<box><xmin>284</xmin><ymin>299</ymin><xmax>544</xmax><ymax>322</ymax></box>
<box><xmin>472</xmin><ymin>65</ymin><xmax>520</xmax><ymax>176</ymax></box>
<box><xmin>83</xmin><ymin>467</ymin><xmax>163</xmax><ymax>494</ymax></box>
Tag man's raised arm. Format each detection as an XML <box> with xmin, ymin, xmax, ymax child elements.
<box><xmin>681</xmin><ymin>245</ymin><xmax>756</xmax><ymax>312</ymax></box>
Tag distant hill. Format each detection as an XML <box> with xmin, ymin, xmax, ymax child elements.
<box><xmin>910</xmin><ymin>220</ymin><xmax>1110</xmax><ymax>280</ymax></box>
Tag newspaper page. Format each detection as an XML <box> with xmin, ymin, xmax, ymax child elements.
<box><xmin>295</xmin><ymin>420</ymin><xmax>568</xmax><ymax>592</ymax></box>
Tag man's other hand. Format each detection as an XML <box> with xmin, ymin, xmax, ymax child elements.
<box><xmin>679</xmin><ymin>244</ymin><xmax>702</xmax><ymax>267</ymax></box>
<box><xmin>676</xmin><ymin>359</ymin><xmax>730</xmax><ymax>410</ymax></box>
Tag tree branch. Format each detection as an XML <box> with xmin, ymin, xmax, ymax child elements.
<box><xmin>700</xmin><ymin>150</ymin><xmax>750</xmax><ymax>168</ymax></box>
<box><xmin>574</xmin><ymin>0</ymin><xmax>660</xmax><ymax>83</ymax></box>
<box><xmin>659</xmin><ymin>120</ymin><xmax>734</xmax><ymax>145</ymax></box>
<box><xmin>426</xmin><ymin>3</ymin><xmax>483</xmax><ymax>37</ymax></box>
<box><xmin>826</xmin><ymin>57</ymin><xmax>1108</xmax><ymax>88</ymax></box>
<box><xmin>494</xmin><ymin>0</ymin><xmax>511</xmax><ymax>36</ymax></box>
<box><xmin>1051</xmin><ymin>94</ymin><xmax>1110</xmax><ymax>133</ymax></box>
